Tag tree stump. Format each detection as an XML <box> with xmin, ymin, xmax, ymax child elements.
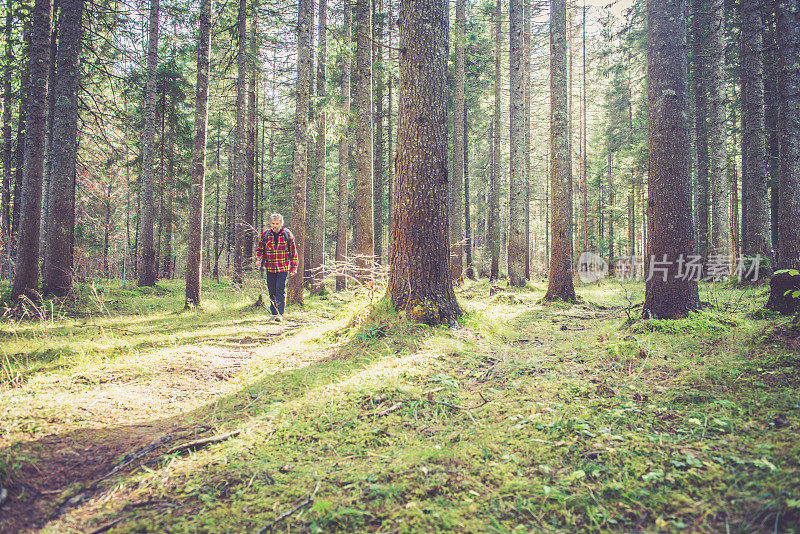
<box><xmin>254</xmin><ymin>293</ymin><xmax>267</xmax><ymax>308</ymax></box>
<box><xmin>766</xmin><ymin>271</ymin><xmax>800</xmax><ymax>315</ymax></box>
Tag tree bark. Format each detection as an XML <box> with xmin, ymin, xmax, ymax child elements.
<box><xmin>451</xmin><ymin>0</ymin><xmax>465</xmax><ymax>283</ymax></box>
<box><xmin>244</xmin><ymin>13</ymin><xmax>257</xmax><ymax>269</ymax></box>
<box><xmin>185</xmin><ymin>0</ymin><xmax>211</xmax><ymax>306</ymax></box>
<box><xmin>544</xmin><ymin>0</ymin><xmax>575</xmax><ymax>302</ymax></box>
<box><xmin>12</xmin><ymin>0</ymin><xmax>50</xmax><ymax>300</ymax></box>
<box><xmin>489</xmin><ymin>0</ymin><xmax>501</xmax><ymax>281</ymax></box>
<box><xmin>137</xmin><ymin>0</ymin><xmax>159</xmax><ymax>287</ymax></box>
<box><xmin>740</xmin><ymin>0</ymin><xmax>772</xmax><ymax>276</ymax></box>
<box><xmin>776</xmin><ymin>0</ymin><xmax>800</xmax><ymax>270</ymax></box>
<box><xmin>42</xmin><ymin>0</ymin><xmax>82</xmax><ymax>296</ymax></box>
<box><xmin>708</xmin><ymin>0</ymin><xmax>730</xmax><ymax>263</ymax></box>
<box><xmin>336</xmin><ymin>0</ymin><xmax>351</xmax><ymax>292</ymax></box>
<box><xmin>231</xmin><ymin>0</ymin><xmax>247</xmax><ymax>286</ymax></box>
<box><xmin>287</xmin><ymin>0</ymin><xmax>313</xmax><ymax>303</ymax></box>
<box><xmin>508</xmin><ymin>0</ymin><xmax>525</xmax><ymax>286</ymax></box>
<box><xmin>373</xmin><ymin>0</ymin><xmax>384</xmax><ymax>264</ymax></box>
<box><xmin>354</xmin><ymin>0</ymin><xmax>374</xmax><ymax>283</ymax></box>
<box><xmin>389</xmin><ymin>0</ymin><xmax>459</xmax><ymax>326</ymax></box>
<box><xmin>524</xmin><ymin>0</ymin><xmax>532</xmax><ymax>280</ymax></box>
<box><xmin>691</xmin><ymin>0</ymin><xmax>710</xmax><ymax>260</ymax></box>
<box><xmin>311</xmin><ymin>0</ymin><xmax>327</xmax><ymax>294</ymax></box>
<box><xmin>2</xmin><ymin>3</ymin><xmax>13</xmax><ymax>278</ymax></box>
<box><xmin>643</xmin><ymin>0</ymin><xmax>701</xmax><ymax>319</ymax></box>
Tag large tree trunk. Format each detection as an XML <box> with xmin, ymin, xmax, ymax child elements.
<box><xmin>643</xmin><ymin>0</ymin><xmax>701</xmax><ymax>319</ymax></box>
<box><xmin>708</xmin><ymin>0</ymin><xmax>730</xmax><ymax>264</ymax></box>
<box><xmin>311</xmin><ymin>0</ymin><xmax>327</xmax><ymax>294</ymax></box>
<box><xmin>544</xmin><ymin>0</ymin><xmax>575</xmax><ymax>302</ymax></box>
<box><xmin>489</xmin><ymin>0</ymin><xmax>501</xmax><ymax>281</ymax></box>
<box><xmin>12</xmin><ymin>0</ymin><xmax>50</xmax><ymax>300</ymax></box>
<box><xmin>138</xmin><ymin>0</ymin><xmax>159</xmax><ymax>287</ymax></box>
<box><xmin>389</xmin><ymin>0</ymin><xmax>459</xmax><ymax>326</ymax></box>
<box><xmin>776</xmin><ymin>0</ymin><xmax>800</xmax><ymax>270</ymax></box>
<box><xmin>524</xmin><ymin>0</ymin><xmax>532</xmax><ymax>280</ymax></box>
<box><xmin>231</xmin><ymin>0</ymin><xmax>247</xmax><ymax>286</ymax></box>
<box><xmin>42</xmin><ymin>0</ymin><xmax>82</xmax><ymax>296</ymax></box>
<box><xmin>740</xmin><ymin>0</ymin><xmax>772</xmax><ymax>277</ymax></box>
<box><xmin>451</xmin><ymin>0</ymin><xmax>465</xmax><ymax>283</ymax></box>
<box><xmin>354</xmin><ymin>0</ymin><xmax>374</xmax><ymax>283</ymax></box>
<box><xmin>507</xmin><ymin>0</ymin><xmax>525</xmax><ymax>286</ymax></box>
<box><xmin>336</xmin><ymin>0</ymin><xmax>351</xmax><ymax>292</ymax></box>
<box><xmin>764</xmin><ymin>0</ymin><xmax>781</xmax><ymax>253</ymax></box>
<box><xmin>691</xmin><ymin>0</ymin><xmax>710</xmax><ymax>260</ymax></box>
<box><xmin>40</xmin><ymin>0</ymin><xmax>59</xmax><ymax>279</ymax></box>
<box><xmin>287</xmin><ymin>0</ymin><xmax>313</xmax><ymax>303</ymax></box>
<box><xmin>185</xmin><ymin>0</ymin><xmax>211</xmax><ymax>307</ymax></box>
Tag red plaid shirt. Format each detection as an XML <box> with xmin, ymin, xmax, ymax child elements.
<box><xmin>255</xmin><ymin>228</ymin><xmax>299</xmax><ymax>273</ymax></box>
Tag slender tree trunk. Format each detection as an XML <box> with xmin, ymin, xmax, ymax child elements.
<box><xmin>288</xmin><ymin>0</ymin><xmax>313</xmax><ymax>302</ymax></box>
<box><xmin>12</xmin><ymin>0</ymin><xmax>50</xmax><ymax>300</ymax></box>
<box><xmin>708</xmin><ymin>0</ymin><xmax>730</xmax><ymax>263</ymax></box>
<box><xmin>40</xmin><ymin>0</ymin><xmax>59</xmax><ymax>278</ymax></box>
<box><xmin>138</xmin><ymin>0</ymin><xmax>159</xmax><ymax>286</ymax></box>
<box><xmin>607</xmin><ymin>151</ymin><xmax>614</xmax><ymax>273</ymax></box>
<box><xmin>185</xmin><ymin>0</ymin><xmax>211</xmax><ymax>306</ymax></box>
<box><xmin>489</xmin><ymin>0</ymin><xmax>501</xmax><ymax>281</ymax></box>
<box><xmin>776</xmin><ymin>0</ymin><xmax>800</xmax><ymax>270</ymax></box>
<box><xmin>354</xmin><ymin>0</ymin><xmax>374</xmax><ymax>283</ymax></box>
<box><xmin>740</xmin><ymin>0</ymin><xmax>772</xmax><ymax>276</ymax></box>
<box><xmin>11</xmin><ymin>27</ymin><xmax>30</xmax><ymax>260</ymax></box>
<box><xmin>581</xmin><ymin>3</ymin><xmax>588</xmax><ymax>257</ymax></box>
<box><xmin>336</xmin><ymin>0</ymin><xmax>351</xmax><ymax>292</ymax></box>
<box><xmin>42</xmin><ymin>0</ymin><xmax>82</xmax><ymax>296</ymax></box>
<box><xmin>373</xmin><ymin>0</ymin><xmax>384</xmax><ymax>264</ymax></box>
<box><xmin>244</xmin><ymin>14</ymin><xmax>257</xmax><ymax>269</ymax></box>
<box><xmin>311</xmin><ymin>0</ymin><xmax>328</xmax><ymax>294</ymax></box>
<box><xmin>451</xmin><ymin>0</ymin><xmax>465</xmax><ymax>283</ymax></box>
<box><xmin>464</xmin><ymin>107</ymin><xmax>474</xmax><ymax>279</ymax></box>
<box><xmin>545</xmin><ymin>0</ymin><xmax>575</xmax><ymax>302</ymax></box>
<box><xmin>691</xmin><ymin>0</ymin><xmax>710</xmax><ymax>260</ymax></box>
<box><xmin>231</xmin><ymin>0</ymin><xmax>247</xmax><ymax>286</ymax></box>
<box><xmin>389</xmin><ymin>0</ymin><xmax>459</xmax><ymax>326</ymax></box>
<box><xmin>508</xmin><ymin>0</ymin><xmax>525</xmax><ymax>286</ymax></box>
<box><xmin>643</xmin><ymin>0</ymin><xmax>701</xmax><ymax>319</ymax></box>
<box><xmin>2</xmin><ymin>3</ymin><xmax>13</xmax><ymax>278</ymax></box>
<box><xmin>387</xmin><ymin>0</ymin><xmax>395</xmax><ymax>251</ymax></box>
<box><xmin>524</xmin><ymin>0</ymin><xmax>532</xmax><ymax>280</ymax></box>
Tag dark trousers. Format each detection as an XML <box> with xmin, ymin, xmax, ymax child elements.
<box><xmin>266</xmin><ymin>271</ymin><xmax>288</xmax><ymax>315</ymax></box>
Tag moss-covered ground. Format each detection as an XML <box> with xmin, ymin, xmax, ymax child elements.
<box><xmin>0</xmin><ymin>277</ymin><xmax>798</xmax><ymax>533</ymax></box>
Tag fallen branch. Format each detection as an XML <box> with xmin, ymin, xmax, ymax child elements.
<box><xmin>257</xmin><ymin>480</ymin><xmax>321</xmax><ymax>533</ymax></box>
<box><xmin>99</xmin><ymin>433</ymin><xmax>176</xmax><ymax>482</ymax></box>
<box><xmin>374</xmin><ymin>403</ymin><xmax>402</xmax><ymax>416</ymax></box>
<box><xmin>87</xmin><ymin>518</ymin><xmax>124</xmax><ymax>534</ymax></box>
<box><xmin>74</xmin><ymin>324</ymin><xmax>137</xmax><ymax>335</ymax></box>
<box><xmin>166</xmin><ymin>430</ymin><xmax>242</xmax><ymax>455</ymax></box>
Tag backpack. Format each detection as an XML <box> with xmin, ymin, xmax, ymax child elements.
<box><xmin>259</xmin><ymin>228</ymin><xmax>293</xmax><ymax>253</ymax></box>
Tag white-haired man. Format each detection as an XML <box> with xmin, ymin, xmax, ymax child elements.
<box><xmin>255</xmin><ymin>213</ymin><xmax>298</xmax><ymax>321</ymax></box>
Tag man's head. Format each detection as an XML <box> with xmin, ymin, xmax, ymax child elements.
<box><xmin>270</xmin><ymin>213</ymin><xmax>283</xmax><ymax>232</ymax></box>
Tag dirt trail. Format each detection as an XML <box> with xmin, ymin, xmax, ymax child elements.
<box><xmin>0</xmin><ymin>320</ymin><xmax>301</xmax><ymax>533</ymax></box>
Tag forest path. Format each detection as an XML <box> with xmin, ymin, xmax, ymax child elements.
<box><xmin>0</xmin><ymin>311</ymin><xmax>340</xmax><ymax>533</ymax></box>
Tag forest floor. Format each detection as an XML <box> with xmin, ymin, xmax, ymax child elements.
<box><xmin>0</xmin><ymin>276</ymin><xmax>798</xmax><ymax>533</ymax></box>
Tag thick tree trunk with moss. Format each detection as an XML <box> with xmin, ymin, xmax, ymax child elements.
<box><xmin>507</xmin><ymin>0</ymin><xmax>525</xmax><ymax>287</ymax></box>
<box><xmin>544</xmin><ymin>0</ymin><xmax>575</xmax><ymax>303</ymax></box>
<box><xmin>389</xmin><ymin>0</ymin><xmax>459</xmax><ymax>327</ymax></box>
<box><xmin>42</xmin><ymin>0</ymin><xmax>82</xmax><ymax>296</ymax></box>
<box><xmin>12</xmin><ymin>0</ymin><xmax>50</xmax><ymax>300</ymax></box>
<box><xmin>311</xmin><ymin>0</ymin><xmax>327</xmax><ymax>294</ymax></box>
<box><xmin>185</xmin><ymin>0</ymin><xmax>211</xmax><ymax>307</ymax></box>
<box><xmin>642</xmin><ymin>0</ymin><xmax>701</xmax><ymax>319</ymax></box>
<box><xmin>776</xmin><ymin>0</ymin><xmax>800</xmax><ymax>270</ymax></box>
<box><xmin>354</xmin><ymin>0</ymin><xmax>374</xmax><ymax>283</ymax></box>
<box><xmin>740</xmin><ymin>0</ymin><xmax>772</xmax><ymax>276</ymax></box>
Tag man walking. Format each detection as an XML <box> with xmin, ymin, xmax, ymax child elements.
<box><xmin>255</xmin><ymin>213</ymin><xmax>298</xmax><ymax>321</ymax></box>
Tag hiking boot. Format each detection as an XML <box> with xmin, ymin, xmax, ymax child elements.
<box><xmin>275</xmin><ymin>315</ymin><xmax>283</xmax><ymax>323</ymax></box>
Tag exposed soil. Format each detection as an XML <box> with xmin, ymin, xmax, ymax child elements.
<box><xmin>0</xmin><ymin>324</ymin><xmax>293</xmax><ymax>533</ymax></box>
